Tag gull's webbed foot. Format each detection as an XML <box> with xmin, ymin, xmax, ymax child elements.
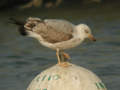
<box><xmin>58</xmin><ymin>62</ymin><xmax>71</xmax><ymax>67</ymax></box>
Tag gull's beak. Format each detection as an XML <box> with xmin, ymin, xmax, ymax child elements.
<box><xmin>88</xmin><ymin>34</ymin><xmax>96</xmax><ymax>42</ymax></box>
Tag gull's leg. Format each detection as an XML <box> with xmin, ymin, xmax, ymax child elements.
<box><xmin>56</xmin><ymin>48</ymin><xmax>61</xmax><ymax>64</ymax></box>
<box><xmin>60</xmin><ymin>51</ymin><xmax>71</xmax><ymax>67</ymax></box>
<box><xmin>56</xmin><ymin>49</ymin><xmax>71</xmax><ymax>67</ymax></box>
<box><xmin>62</xmin><ymin>52</ymin><xmax>71</xmax><ymax>60</ymax></box>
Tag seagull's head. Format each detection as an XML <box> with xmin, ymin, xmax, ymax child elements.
<box><xmin>76</xmin><ymin>24</ymin><xmax>96</xmax><ymax>41</ymax></box>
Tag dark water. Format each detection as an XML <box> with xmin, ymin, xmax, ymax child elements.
<box><xmin>0</xmin><ymin>3</ymin><xmax>120</xmax><ymax>90</ymax></box>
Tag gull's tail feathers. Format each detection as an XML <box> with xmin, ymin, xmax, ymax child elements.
<box><xmin>9</xmin><ymin>17</ymin><xmax>43</xmax><ymax>36</ymax></box>
<box><xmin>9</xmin><ymin>17</ymin><xmax>28</xmax><ymax>36</ymax></box>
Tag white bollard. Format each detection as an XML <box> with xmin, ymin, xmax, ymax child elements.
<box><xmin>27</xmin><ymin>63</ymin><xmax>107</xmax><ymax>90</ymax></box>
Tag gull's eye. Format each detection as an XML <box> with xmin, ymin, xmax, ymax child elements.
<box><xmin>85</xmin><ymin>30</ymin><xmax>89</xmax><ymax>33</ymax></box>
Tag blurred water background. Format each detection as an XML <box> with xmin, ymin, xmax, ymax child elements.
<box><xmin>0</xmin><ymin>1</ymin><xmax>120</xmax><ymax>90</ymax></box>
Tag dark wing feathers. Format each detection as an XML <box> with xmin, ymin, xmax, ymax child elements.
<box><xmin>9</xmin><ymin>18</ymin><xmax>27</xmax><ymax>35</ymax></box>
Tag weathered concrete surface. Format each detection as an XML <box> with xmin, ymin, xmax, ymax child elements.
<box><xmin>27</xmin><ymin>63</ymin><xmax>107</xmax><ymax>90</ymax></box>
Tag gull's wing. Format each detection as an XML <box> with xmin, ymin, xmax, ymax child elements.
<box><xmin>44</xmin><ymin>19</ymin><xmax>74</xmax><ymax>34</ymax></box>
<box><xmin>25</xmin><ymin>18</ymin><xmax>74</xmax><ymax>43</ymax></box>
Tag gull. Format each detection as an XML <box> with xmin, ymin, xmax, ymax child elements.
<box><xmin>10</xmin><ymin>17</ymin><xmax>96</xmax><ymax>67</ymax></box>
